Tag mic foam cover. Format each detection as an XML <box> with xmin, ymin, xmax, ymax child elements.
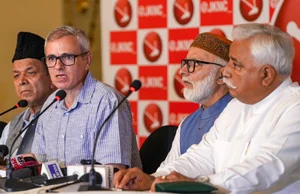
<box><xmin>130</xmin><ymin>80</ymin><xmax>142</xmax><ymax>92</ymax></box>
<box><xmin>17</xmin><ymin>99</ymin><xmax>28</xmax><ymax>108</ymax></box>
<box><xmin>55</xmin><ymin>90</ymin><xmax>67</xmax><ymax>101</ymax></box>
<box><xmin>11</xmin><ymin>154</ymin><xmax>38</xmax><ymax>170</ymax></box>
<box><xmin>11</xmin><ymin>168</ymin><xmax>33</xmax><ymax>179</ymax></box>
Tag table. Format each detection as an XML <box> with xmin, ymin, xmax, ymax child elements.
<box><xmin>4</xmin><ymin>182</ymin><xmax>177</xmax><ymax>194</ymax></box>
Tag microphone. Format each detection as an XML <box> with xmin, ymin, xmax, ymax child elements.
<box><xmin>0</xmin><ymin>99</ymin><xmax>28</xmax><ymax>116</ymax></box>
<box><xmin>11</xmin><ymin>168</ymin><xmax>33</xmax><ymax>179</ymax></box>
<box><xmin>2</xmin><ymin>90</ymin><xmax>66</xmax><ymax>192</ymax></box>
<box><xmin>78</xmin><ymin>80</ymin><xmax>142</xmax><ymax>191</ymax></box>
<box><xmin>0</xmin><ymin>145</ymin><xmax>9</xmax><ymax>158</ymax></box>
<box><xmin>10</xmin><ymin>153</ymin><xmax>39</xmax><ymax>171</ymax></box>
<box><xmin>40</xmin><ymin>161</ymin><xmax>64</xmax><ymax>179</ymax></box>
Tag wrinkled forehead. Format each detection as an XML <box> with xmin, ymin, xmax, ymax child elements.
<box><xmin>45</xmin><ymin>35</ymin><xmax>81</xmax><ymax>55</ymax></box>
<box><xmin>12</xmin><ymin>58</ymin><xmax>47</xmax><ymax>74</ymax></box>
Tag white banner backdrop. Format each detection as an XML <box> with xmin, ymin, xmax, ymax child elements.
<box><xmin>100</xmin><ymin>0</ymin><xmax>300</xmax><ymax>147</ymax></box>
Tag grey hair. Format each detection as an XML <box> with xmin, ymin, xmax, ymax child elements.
<box><xmin>45</xmin><ymin>25</ymin><xmax>90</xmax><ymax>53</ymax></box>
<box><xmin>232</xmin><ymin>23</ymin><xmax>294</xmax><ymax>76</ymax></box>
<box><xmin>215</xmin><ymin>56</ymin><xmax>228</xmax><ymax>67</ymax></box>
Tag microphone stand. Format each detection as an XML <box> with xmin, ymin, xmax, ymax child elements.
<box><xmin>2</xmin><ymin>91</ymin><xmax>66</xmax><ymax>192</ymax></box>
<box><xmin>78</xmin><ymin>80</ymin><xmax>141</xmax><ymax>191</ymax></box>
<box><xmin>0</xmin><ymin>99</ymin><xmax>28</xmax><ymax>116</ymax></box>
<box><xmin>0</xmin><ymin>107</ymin><xmax>17</xmax><ymax>117</ymax></box>
<box><xmin>2</xmin><ymin>119</ymin><xmax>46</xmax><ymax>191</ymax></box>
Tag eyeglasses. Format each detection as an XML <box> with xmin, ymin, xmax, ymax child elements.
<box><xmin>180</xmin><ymin>59</ymin><xmax>224</xmax><ymax>73</ymax></box>
<box><xmin>43</xmin><ymin>52</ymin><xmax>88</xmax><ymax>68</ymax></box>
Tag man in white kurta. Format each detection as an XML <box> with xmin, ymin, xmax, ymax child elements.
<box><xmin>154</xmin><ymin>77</ymin><xmax>300</xmax><ymax>193</ymax></box>
<box><xmin>113</xmin><ymin>23</ymin><xmax>300</xmax><ymax>193</ymax></box>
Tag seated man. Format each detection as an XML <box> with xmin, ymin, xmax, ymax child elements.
<box><xmin>0</xmin><ymin>32</ymin><xmax>54</xmax><ymax>155</ymax></box>
<box><xmin>113</xmin><ymin>23</ymin><xmax>300</xmax><ymax>193</ymax></box>
<box><xmin>159</xmin><ymin>32</ymin><xmax>232</xmax><ymax>167</ymax></box>
<box><xmin>31</xmin><ymin>26</ymin><xmax>141</xmax><ymax>170</ymax></box>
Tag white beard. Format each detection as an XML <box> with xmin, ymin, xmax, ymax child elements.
<box><xmin>183</xmin><ymin>69</ymin><xmax>218</xmax><ymax>103</ymax></box>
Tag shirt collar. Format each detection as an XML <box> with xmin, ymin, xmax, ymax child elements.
<box><xmin>76</xmin><ymin>71</ymin><xmax>96</xmax><ymax>104</ymax></box>
<box><xmin>200</xmin><ymin>92</ymin><xmax>233</xmax><ymax>119</ymax></box>
<box><xmin>22</xmin><ymin>108</ymin><xmax>40</xmax><ymax>125</ymax></box>
<box><xmin>251</xmin><ymin>77</ymin><xmax>293</xmax><ymax>112</ymax></box>
<box><xmin>56</xmin><ymin>71</ymin><xmax>96</xmax><ymax>111</ymax></box>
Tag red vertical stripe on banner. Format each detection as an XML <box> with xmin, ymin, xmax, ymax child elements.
<box><xmin>169</xmin><ymin>102</ymin><xmax>199</xmax><ymax>126</ymax></box>
<box><xmin>139</xmin><ymin>66</ymin><xmax>168</xmax><ymax>100</ymax></box>
<box><xmin>138</xmin><ymin>0</ymin><xmax>167</xmax><ymax>28</ymax></box>
<box><xmin>110</xmin><ymin>31</ymin><xmax>137</xmax><ymax>64</ymax></box>
<box><xmin>200</xmin><ymin>0</ymin><xmax>233</xmax><ymax>25</ymax></box>
<box><xmin>274</xmin><ymin>1</ymin><xmax>300</xmax><ymax>84</ymax></box>
<box><xmin>168</xmin><ymin>28</ymin><xmax>199</xmax><ymax>64</ymax></box>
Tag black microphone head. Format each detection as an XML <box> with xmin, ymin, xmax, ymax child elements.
<box><xmin>17</xmin><ymin>99</ymin><xmax>28</xmax><ymax>108</ymax></box>
<box><xmin>79</xmin><ymin>170</ymin><xmax>102</xmax><ymax>184</ymax></box>
<box><xmin>11</xmin><ymin>168</ymin><xmax>33</xmax><ymax>179</ymax></box>
<box><xmin>0</xmin><ymin>145</ymin><xmax>9</xmax><ymax>157</ymax></box>
<box><xmin>129</xmin><ymin>80</ymin><xmax>142</xmax><ymax>92</ymax></box>
<box><xmin>55</xmin><ymin>90</ymin><xmax>67</xmax><ymax>101</ymax></box>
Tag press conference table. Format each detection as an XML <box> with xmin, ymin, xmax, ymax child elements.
<box><xmin>4</xmin><ymin>182</ymin><xmax>177</xmax><ymax>194</ymax></box>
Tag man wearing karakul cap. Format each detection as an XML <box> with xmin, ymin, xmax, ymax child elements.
<box><xmin>141</xmin><ymin>33</ymin><xmax>232</xmax><ymax>174</ymax></box>
<box><xmin>159</xmin><ymin>32</ymin><xmax>232</xmax><ymax>165</ymax></box>
<box><xmin>116</xmin><ymin>23</ymin><xmax>300</xmax><ymax>193</ymax></box>
<box><xmin>113</xmin><ymin>32</ymin><xmax>233</xmax><ymax>188</ymax></box>
<box><xmin>0</xmin><ymin>32</ymin><xmax>55</xmax><ymax>155</ymax></box>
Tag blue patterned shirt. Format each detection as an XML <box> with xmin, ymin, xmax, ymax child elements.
<box><xmin>31</xmin><ymin>72</ymin><xmax>142</xmax><ymax>168</ymax></box>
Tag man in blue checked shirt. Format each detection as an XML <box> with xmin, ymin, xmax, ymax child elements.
<box><xmin>31</xmin><ymin>25</ymin><xmax>142</xmax><ymax>170</ymax></box>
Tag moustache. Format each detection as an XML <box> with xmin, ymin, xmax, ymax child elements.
<box><xmin>181</xmin><ymin>77</ymin><xmax>192</xmax><ymax>84</ymax></box>
<box><xmin>222</xmin><ymin>77</ymin><xmax>237</xmax><ymax>89</ymax></box>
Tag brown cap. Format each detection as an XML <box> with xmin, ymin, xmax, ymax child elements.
<box><xmin>190</xmin><ymin>32</ymin><xmax>232</xmax><ymax>62</ymax></box>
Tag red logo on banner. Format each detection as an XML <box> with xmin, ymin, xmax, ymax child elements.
<box><xmin>130</xmin><ymin>101</ymin><xmax>137</xmax><ymax>134</ymax></box>
<box><xmin>269</xmin><ymin>0</ymin><xmax>280</xmax><ymax>20</ymax></box>
<box><xmin>173</xmin><ymin>68</ymin><xmax>185</xmax><ymax>98</ymax></box>
<box><xmin>169</xmin><ymin>102</ymin><xmax>199</xmax><ymax>125</ymax></box>
<box><xmin>138</xmin><ymin>0</ymin><xmax>167</xmax><ymax>28</ymax></box>
<box><xmin>143</xmin><ymin>103</ymin><xmax>163</xmax><ymax>133</ymax></box>
<box><xmin>143</xmin><ymin>31</ymin><xmax>162</xmax><ymax>62</ymax></box>
<box><xmin>200</xmin><ymin>0</ymin><xmax>233</xmax><ymax>25</ymax></box>
<box><xmin>239</xmin><ymin>0</ymin><xmax>263</xmax><ymax>21</ymax></box>
<box><xmin>210</xmin><ymin>28</ymin><xmax>227</xmax><ymax>37</ymax></box>
<box><xmin>139</xmin><ymin>66</ymin><xmax>168</xmax><ymax>100</ymax></box>
<box><xmin>173</xmin><ymin>0</ymin><xmax>194</xmax><ymax>25</ymax></box>
<box><xmin>168</xmin><ymin>28</ymin><xmax>198</xmax><ymax>64</ymax></box>
<box><xmin>110</xmin><ymin>31</ymin><xmax>137</xmax><ymax>64</ymax></box>
<box><xmin>275</xmin><ymin>1</ymin><xmax>300</xmax><ymax>84</ymax></box>
<box><xmin>114</xmin><ymin>0</ymin><xmax>132</xmax><ymax>27</ymax></box>
<box><xmin>139</xmin><ymin>137</ymin><xmax>147</xmax><ymax>149</ymax></box>
<box><xmin>114</xmin><ymin>68</ymin><xmax>133</xmax><ymax>96</ymax></box>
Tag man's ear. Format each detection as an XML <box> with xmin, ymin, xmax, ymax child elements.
<box><xmin>216</xmin><ymin>67</ymin><xmax>225</xmax><ymax>85</ymax></box>
<box><xmin>85</xmin><ymin>52</ymin><xmax>92</xmax><ymax>70</ymax></box>
<box><xmin>260</xmin><ymin>65</ymin><xmax>276</xmax><ymax>86</ymax></box>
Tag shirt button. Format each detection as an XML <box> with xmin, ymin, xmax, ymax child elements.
<box><xmin>80</xmin><ymin>135</ymin><xmax>84</xmax><ymax>139</ymax></box>
<box><xmin>64</xmin><ymin>113</ymin><xmax>69</xmax><ymax>116</ymax></box>
<box><xmin>61</xmin><ymin>135</ymin><xmax>65</xmax><ymax>138</ymax></box>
